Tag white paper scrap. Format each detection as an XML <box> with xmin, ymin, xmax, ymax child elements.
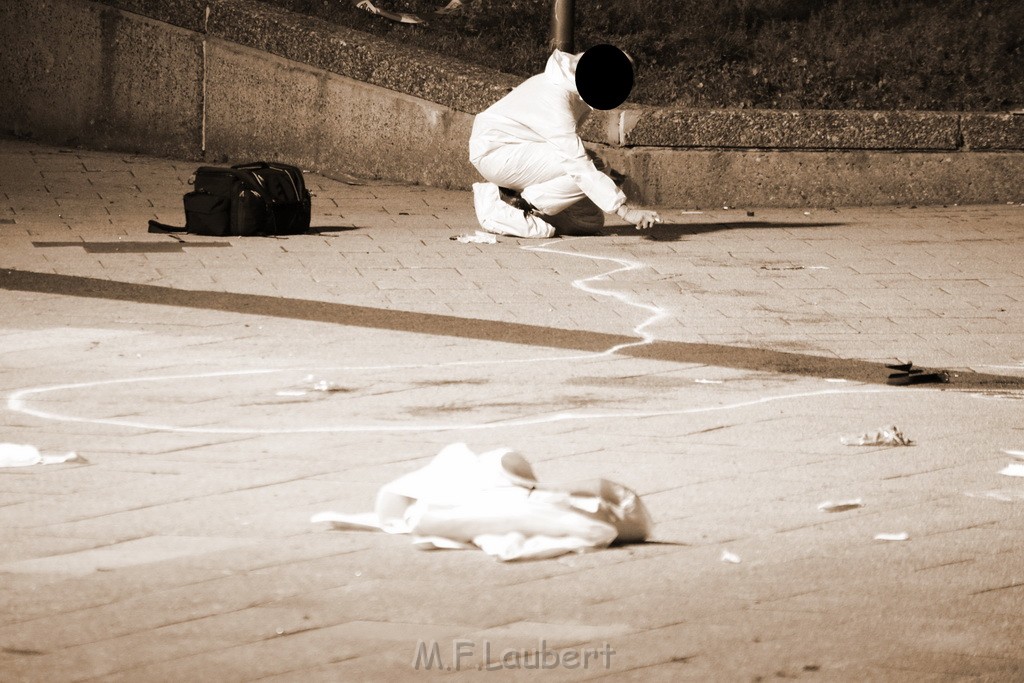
<box><xmin>311</xmin><ymin>379</ymin><xmax>346</xmax><ymax>393</ymax></box>
<box><xmin>874</xmin><ymin>532</ymin><xmax>909</xmax><ymax>541</ymax></box>
<box><xmin>0</xmin><ymin>443</ymin><xmax>82</xmax><ymax>468</ymax></box>
<box><xmin>720</xmin><ymin>550</ymin><xmax>741</xmax><ymax>564</ymax></box>
<box><xmin>841</xmin><ymin>425</ymin><xmax>912</xmax><ymax>447</ymax></box>
<box><xmin>40</xmin><ymin>453</ymin><xmax>83</xmax><ymax>465</ymax></box>
<box><xmin>999</xmin><ymin>463</ymin><xmax>1024</xmax><ymax>478</ymax></box>
<box><xmin>455</xmin><ymin>231</ymin><xmax>498</xmax><ymax>244</ymax></box>
<box><xmin>818</xmin><ymin>498</ymin><xmax>863</xmax><ymax>513</ymax></box>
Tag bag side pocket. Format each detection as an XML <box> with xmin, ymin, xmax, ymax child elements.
<box><xmin>183</xmin><ymin>191</ymin><xmax>230</xmax><ymax>236</ymax></box>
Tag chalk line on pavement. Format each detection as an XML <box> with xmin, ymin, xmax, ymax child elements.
<box><xmin>6</xmin><ymin>236</ymin><xmax>888</xmax><ymax>434</ymax></box>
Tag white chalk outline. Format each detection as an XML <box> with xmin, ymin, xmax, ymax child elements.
<box><xmin>977</xmin><ymin>364</ymin><xmax>1024</xmax><ymax>373</ymax></box>
<box><xmin>7</xmin><ymin>374</ymin><xmax>891</xmax><ymax>435</ymax></box>
<box><xmin>6</xmin><ymin>237</ymin><xmax>891</xmax><ymax>434</ymax></box>
<box><xmin>523</xmin><ymin>238</ymin><xmax>670</xmax><ymax>355</ymax></box>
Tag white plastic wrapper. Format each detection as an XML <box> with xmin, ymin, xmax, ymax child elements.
<box><xmin>311</xmin><ymin>442</ymin><xmax>652</xmax><ymax>561</ymax></box>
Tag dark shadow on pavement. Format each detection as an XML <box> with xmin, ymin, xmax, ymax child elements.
<box><xmin>3</xmin><ymin>268</ymin><xmax>1021</xmax><ymax>391</ymax></box>
<box><xmin>561</xmin><ymin>221</ymin><xmax>848</xmax><ymax>241</ymax></box>
<box><xmin>32</xmin><ymin>241</ymin><xmax>231</xmax><ymax>253</ymax></box>
<box><xmin>308</xmin><ymin>226</ymin><xmax>361</xmax><ymax>235</ymax></box>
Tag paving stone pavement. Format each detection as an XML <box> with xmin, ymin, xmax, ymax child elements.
<box><xmin>1</xmin><ymin>136</ymin><xmax>1024</xmax><ymax>681</ymax></box>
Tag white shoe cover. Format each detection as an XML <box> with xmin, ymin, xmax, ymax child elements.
<box><xmin>472</xmin><ymin>183</ymin><xmax>555</xmax><ymax>239</ymax></box>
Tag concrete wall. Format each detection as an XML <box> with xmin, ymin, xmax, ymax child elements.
<box><xmin>2</xmin><ymin>0</ymin><xmax>1022</xmax><ymax>208</ymax></box>
<box><xmin>204</xmin><ymin>40</ymin><xmax>477</xmax><ymax>188</ymax></box>
<box><xmin>0</xmin><ymin>0</ymin><xmax>203</xmax><ymax>160</ymax></box>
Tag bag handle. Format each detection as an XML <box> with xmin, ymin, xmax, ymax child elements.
<box><xmin>147</xmin><ymin>219</ymin><xmax>186</xmax><ymax>233</ymax></box>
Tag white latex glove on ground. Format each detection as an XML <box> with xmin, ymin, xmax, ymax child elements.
<box><xmin>616</xmin><ymin>205</ymin><xmax>662</xmax><ymax>230</ymax></box>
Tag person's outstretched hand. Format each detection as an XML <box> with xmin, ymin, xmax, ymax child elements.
<box><xmin>617</xmin><ymin>205</ymin><xmax>662</xmax><ymax>230</ymax></box>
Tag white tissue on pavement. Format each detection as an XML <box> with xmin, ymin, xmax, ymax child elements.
<box><xmin>311</xmin><ymin>442</ymin><xmax>652</xmax><ymax>561</ymax></box>
<box><xmin>455</xmin><ymin>231</ymin><xmax>498</xmax><ymax>244</ymax></box>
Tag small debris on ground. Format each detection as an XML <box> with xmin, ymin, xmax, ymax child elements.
<box><xmin>841</xmin><ymin>425</ymin><xmax>913</xmax><ymax>447</ymax></box>
<box><xmin>818</xmin><ymin>498</ymin><xmax>863</xmax><ymax>513</ymax></box>
<box><xmin>354</xmin><ymin>0</ymin><xmax>462</xmax><ymax>24</ymax></box>
<box><xmin>310</xmin><ymin>378</ymin><xmax>348</xmax><ymax>393</ymax></box>
<box><xmin>355</xmin><ymin>0</ymin><xmax>424</xmax><ymax>24</ymax></box>
<box><xmin>0</xmin><ymin>443</ymin><xmax>85</xmax><ymax>468</ymax></box>
<box><xmin>276</xmin><ymin>375</ymin><xmax>351</xmax><ymax>397</ymax></box>
<box><xmin>435</xmin><ymin>0</ymin><xmax>463</xmax><ymax>15</ymax></box>
<box><xmin>885</xmin><ymin>361</ymin><xmax>948</xmax><ymax>386</ymax></box>
<box><xmin>999</xmin><ymin>463</ymin><xmax>1024</xmax><ymax>478</ymax></box>
<box><xmin>720</xmin><ymin>549</ymin><xmax>742</xmax><ymax>564</ymax></box>
<box><xmin>874</xmin><ymin>532</ymin><xmax>909</xmax><ymax>541</ymax></box>
<box><xmin>452</xmin><ymin>231</ymin><xmax>498</xmax><ymax>244</ymax></box>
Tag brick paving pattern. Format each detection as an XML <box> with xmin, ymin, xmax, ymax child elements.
<box><xmin>1</xmin><ymin>138</ymin><xmax>1023</xmax><ymax>680</ymax></box>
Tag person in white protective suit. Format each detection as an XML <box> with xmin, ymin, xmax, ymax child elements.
<box><xmin>469</xmin><ymin>44</ymin><xmax>662</xmax><ymax>238</ymax></box>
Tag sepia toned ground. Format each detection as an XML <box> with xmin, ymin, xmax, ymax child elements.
<box><xmin>1</xmin><ymin>137</ymin><xmax>1023</xmax><ymax>681</ymax></box>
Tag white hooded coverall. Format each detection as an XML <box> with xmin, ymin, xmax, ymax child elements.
<box><xmin>469</xmin><ymin>50</ymin><xmax>628</xmax><ymax>238</ymax></box>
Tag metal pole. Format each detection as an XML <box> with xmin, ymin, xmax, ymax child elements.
<box><xmin>550</xmin><ymin>0</ymin><xmax>575</xmax><ymax>53</ymax></box>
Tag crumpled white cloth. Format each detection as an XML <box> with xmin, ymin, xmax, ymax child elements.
<box><xmin>311</xmin><ymin>442</ymin><xmax>652</xmax><ymax>561</ymax></box>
